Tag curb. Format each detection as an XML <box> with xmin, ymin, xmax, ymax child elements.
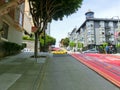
<box><xmin>32</xmin><ymin>53</ymin><xmax>52</xmax><ymax>90</ymax></box>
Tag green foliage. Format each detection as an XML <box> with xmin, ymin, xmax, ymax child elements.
<box><xmin>22</xmin><ymin>35</ymin><xmax>34</xmax><ymax>41</ymax></box>
<box><xmin>28</xmin><ymin>0</ymin><xmax>83</xmax><ymax>55</ymax></box>
<box><xmin>29</xmin><ymin>0</ymin><xmax>83</xmax><ymax>21</ymax></box>
<box><xmin>46</xmin><ymin>35</ymin><xmax>56</xmax><ymax>46</ymax></box>
<box><xmin>116</xmin><ymin>43</ymin><xmax>120</xmax><ymax>47</ymax></box>
<box><xmin>3</xmin><ymin>42</ymin><xmax>23</xmax><ymax>56</ymax></box>
<box><xmin>21</xmin><ymin>43</ymin><xmax>27</xmax><ymax>49</ymax></box>
<box><xmin>40</xmin><ymin>34</ymin><xmax>56</xmax><ymax>51</ymax></box>
<box><xmin>102</xmin><ymin>42</ymin><xmax>108</xmax><ymax>49</ymax></box>
<box><xmin>40</xmin><ymin>35</ymin><xmax>56</xmax><ymax>46</ymax></box>
<box><xmin>77</xmin><ymin>42</ymin><xmax>83</xmax><ymax>48</ymax></box>
<box><xmin>60</xmin><ymin>38</ymin><xmax>70</xmax><ymax>47</ymax></box>
<box><xmin>69</xmin><ymin>41</ymin><xmax>76</xmax><ymax>48</ymax></box>
<box><xmin>52</xmin><ymin>0</ymin><xmax>83</xmax><ymax>21</ymax></box>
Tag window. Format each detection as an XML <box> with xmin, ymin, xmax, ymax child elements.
<box><xmin>15</xmin><ymin>8</ymin><xmax>20</xmax><ymax>23</ymax></box>
<box><xmin>19</xmin><ymin>12</ymin><xmax>23</xmax><ymax>26</ymax></box>
<box><xmin>1</xmin><ymin>22</ymin><xmax>9</xmax><ymax>39</ymax></box>
<box><xmin>102</xmin><ymin>31</ymin><xmax>105</xmax><ymax>34</ymax></box>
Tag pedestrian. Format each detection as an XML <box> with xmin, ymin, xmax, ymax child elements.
<box><xmin>105</xmin><ymin>45</ymin><xmax>109</xmax><ymax>54</ymax></box>
<box><xmin>109</xmin><ymin>45</ymin><xmax>114</xmax><ymax>54</ymax></box>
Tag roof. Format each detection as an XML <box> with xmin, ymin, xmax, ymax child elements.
<box><xmin>77</xmin><ymin>18</ymin><xmax>119</xmax><ymax>32</ymax></box>
<box><xmin>85</xmin><ymin>10</ymin><xmax>94</xmax><ymax>15</ymax></box>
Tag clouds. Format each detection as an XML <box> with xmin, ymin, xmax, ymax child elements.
<box><xmin>83</xmin><ymin>0</ymin><xmax>120</xmax><ymax>18</ymax></box>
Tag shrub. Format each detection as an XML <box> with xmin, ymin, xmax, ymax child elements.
<box><xmin>3</xmin><ymin>42</ymin><xmax>22</xmax><ymax>56</ymax></box>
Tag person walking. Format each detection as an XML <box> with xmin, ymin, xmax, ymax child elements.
<box><xmin>105</xmin><ymin>45</ymin><xmax>109</xmax><ymax>54</ymax></box>
<box><xmin>109</xmin><ymin>45</ymin><xmax>114</xmax><ymax>54</ymax></box>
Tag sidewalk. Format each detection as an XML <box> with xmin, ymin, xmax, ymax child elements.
<box><xmin>113</xmin><ymin>53</ymin><xmax>120</xmax><ymax>56</ymax></box>
<box><xmin>0</xmin><ymin>52</ymin><xmax>51</xmax><ymax>90</ymax></box>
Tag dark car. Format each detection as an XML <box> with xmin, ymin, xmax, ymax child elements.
<box><xmin>82</xmin><ymin>48</ymin><xmax>99</xmax><ymax>53</ymax></box>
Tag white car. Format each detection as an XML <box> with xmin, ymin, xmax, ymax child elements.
<box><xmin>22</xmin><ymin>48</ymin><xmax>31</xmax><ymax>52</ymax></box>
<box><xmin>82</xmin><ymin>49</ymin><xmax>99</xmax><ymax>53</ymax></box>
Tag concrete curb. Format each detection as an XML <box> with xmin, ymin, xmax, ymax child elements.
<box><xmin>32</xmin><ymin>52</ymin><xmax>53</xmax><ymax>90</ymax></box>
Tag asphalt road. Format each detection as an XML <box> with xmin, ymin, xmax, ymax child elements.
<box><xmin>39</xmin><ymin>54</ymin><xmax>120</xmax><ymax>90</ymax></box>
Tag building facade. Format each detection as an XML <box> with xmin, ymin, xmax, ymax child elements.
<box><xmin>0</xmin><ymin>0</ymin><xmax>25</xmax><ymax>45</ymax></box>
<box><xmin>77</xmin><ymin>10</ymin><xmax>120</xmax><ymax>49</ymax></box>
<box><xmin>23</xmin><ymin>0</ymin><xmax>33</xmax><ymax>34</ymax></box>
<box><xmin>0</xmin><ymin>0</ymin><xmax>25</xmax><ymax>57</ymax></box>
<box><xmin>68</xmin><ymin>27</ymin><xmax>78</xmax><ymax>42</ymax></box>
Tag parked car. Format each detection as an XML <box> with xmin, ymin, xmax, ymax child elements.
<box><xmin>22</xmin><ymin>48</ymin><xmax>31</xmax><ymax>52</ymax></box>
<box><xmin>82</xmin><ymin>48</ymin><xmax>99</xmax><ymax>53</ymax></box>
<box><xmin>51</xmin><ymin>47</ymin><xmax>61</xmax><ymax>51</ymax></box>
<box><xmin>51</xmin><ymin>48</ymin><xmax>67</xmax><ymax>54</ymax></box>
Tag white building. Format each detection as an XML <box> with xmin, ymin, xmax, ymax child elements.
<box><xmin>77</xmin><ymin>10</ymin><xmax>120</xmax><ymax>49</ymax></box>
<box><xmin>68</xmin><ymin>27</ymin><xmax>78</xmax><ymax>42</ymax></box>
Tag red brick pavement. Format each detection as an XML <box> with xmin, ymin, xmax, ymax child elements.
<box><xmin>70</xmin><ymin>53</ymin><xmax>120</xmax><ymax>87</ymax></box>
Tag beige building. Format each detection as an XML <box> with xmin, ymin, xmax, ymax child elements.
<box><xmin>23</xmin><ymin>0</ymin><xmax>33</xmax><ymax>34</ymax></box>
<box><xmin>0</xmin><ymin>0</ymin><xmax>25</xmax><ymax>45</ymax></box>
<box><xmin>22</xmin><ymin>0</ymin><xmax>34</xmax><ymax>51</ymax></box>
<box><xmin>0</xmin><ymin>0</ymin><xmax>26</xmax><ymax>57</ymax></box>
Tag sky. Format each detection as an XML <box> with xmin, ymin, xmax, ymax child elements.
<box><xmin>50</xmin><ymin>0</ymin><xmax>120</xmax><ymax>47</ymax></box>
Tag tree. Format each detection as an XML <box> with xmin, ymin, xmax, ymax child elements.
<box><xmin>40</xmin><ymin>34</ymin><xmax>56</xmax><ymax>51</ymax></box>
<box><xmin>69</xmin><ymin>41</ymin><xmax>76</xmax><ymax>48</ymax></box>
<box><xmin>28</xmin><ymin>0</ymin><xmax>83</xmax><ymax>58</ymax></box>
<box><xmin>77</xmin><ymin>42</ymin><xmax>83</xmax><ymax>48</ymax></box>
<box><xmin>60</xmin><ymin>38</ymin><xmax>69</xmax><ymax>47</ymax></box>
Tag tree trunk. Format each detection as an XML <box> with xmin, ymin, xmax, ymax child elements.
<box><xmin>34</xmin><ymin>32</ymin><xmax>38</xmax><ymax>58</ymax></box>
<box><xmin>44</xmin><ymin>30</ymin><xmax>46</xmax><ymax>52</ymax></box>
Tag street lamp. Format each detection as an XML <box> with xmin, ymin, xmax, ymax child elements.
<box><xmin>112</xmin><ymin>16</ymin><xmax>120</xmax><ymax>46</ymax></box>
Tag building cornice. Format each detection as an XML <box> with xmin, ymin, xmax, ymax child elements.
<box><xmin>77</xmin><ymin>18</ymin><xmax>119</xmax><ymax>33</ymax></box>
<box><xmin>0</xmin><ymin>0</ymin><xmax>25</xmax><ymax>16</ymax></box>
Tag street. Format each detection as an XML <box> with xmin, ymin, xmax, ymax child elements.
<box><xmin>39</xmin><ymin>54</ymin><xmax>119</xmax><ymax>90</ymax></box>
<box><xmin>0</xmin><ymin>52</ymin><xmax>119</xmax><ymax>90</ymax></box>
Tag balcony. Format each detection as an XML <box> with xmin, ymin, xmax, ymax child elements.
<box><xmin>105</xmin><ymin>26</ymin><xmax>110</xmax><ymax>29</ymax></box>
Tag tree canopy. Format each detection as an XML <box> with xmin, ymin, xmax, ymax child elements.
<box><xmin>60</xmin><ymin>38</ymin><xmax>70</xmax><ymax>47</ymax></box>
<box><xmin>29</xmin><ymin>0</ymin><xmax>83</xmax><ymax>32</ymax></box>
<box><xmin>28</xmin><ymin>0</ymin><xmax>83</xmax><ymax>57</ymax></box>
<box><xmin>40</xmin><ymin>34</ymin><xmax>56</xmax><ymax>46</ymax></box>
<box><xmin>40</xmin><ymin>34</ymin><xmax>56</xmax><ymax>51</ymax></box>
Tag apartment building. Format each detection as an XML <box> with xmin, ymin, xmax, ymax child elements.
<box><xmin>77</xmin><ymin>10</ymin><xmax>119</xmax><ymax>49</ymax></box>
<box><xmin>0</xmin><ymin>0</ymin><xmax>25</xmax><ymax>45</ymax></box>
<box><xmin>0</xmin><ymin>0</ymin><xmax>25</xmax><ymax>57</ymax></box>
<box><xmin>68</xmin><ymin>27</ymin><xmax>78</xmax><ymax>42</ymax></box>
